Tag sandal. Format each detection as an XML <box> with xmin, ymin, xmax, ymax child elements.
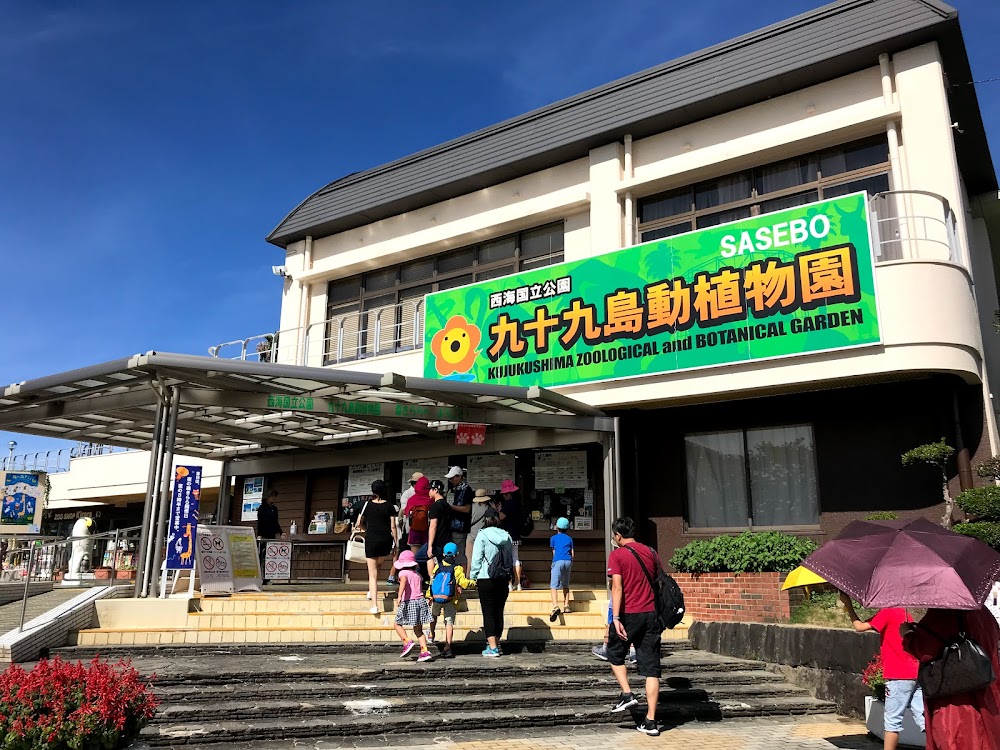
<box><xmin>549</xmin><ymin>607</ymin><xmax>561</xmax><ymax>623</ymax></box>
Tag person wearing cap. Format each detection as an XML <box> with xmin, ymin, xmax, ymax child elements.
<box><xmin>426</xmin><ymin>541</ymin><xmax>475</xmax><ymax>659</ymax></box>
<box><xmin>466</xmin><ymin>488</ymin><xmax>492</xmax><ymax>565</ymax></box>
<box><xmin>549</xmin><ymin>516</ymin><xmax>574</xmax><ymax>622</ymax></box>
<box><xmin>391</xmin><ymin>550</ymin><xmax>433</xmax><ymax>662</ymax></box>
<box><xmin>497</xmin><ymin>479</ymin><xmax>524</xmax><ymax>591</ymax></box>
<box><xmin>425</xmin><ymin>479</ymin><xmax>454</xmax><ymax>576</ymax></box>
<box><xmin>256</xmin><ymin>489</ymin><xmax>285</xmax><ymax>584</ymax></box>
<box><xmin>445</xmin><ymin>466</ymin><xmax>474</xmax><ymax>568</ymax></box>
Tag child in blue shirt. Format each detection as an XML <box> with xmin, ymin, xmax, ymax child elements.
<box><xmin>549</xmin><ymin>517</ymin><xmax>574</xmax><ymax>622</ymax></box>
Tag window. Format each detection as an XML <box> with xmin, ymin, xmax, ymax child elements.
<box><xmin>639</xmin><ymin>135</ymin><xmax>890</xmax><ymax>243</ymax></box>
<box><xmin>684</xmin><ymin>424</ymin><xmax>819</xmax><ymax>529</ymax></box>
<box><xmin>324</xmin><ymin>222</ymin><xmax>563</xmax><ymax>361</ymax></box>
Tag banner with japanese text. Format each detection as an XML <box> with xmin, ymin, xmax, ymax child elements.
<box><xmin>423</xmin><ymin>192</ymin><xmax>880</xmax><ymax>387</ymax></box>
<box><xmin>166</xmin><ymin>465</ymin><xmax>201</xmax><ymax>570</ymax></box>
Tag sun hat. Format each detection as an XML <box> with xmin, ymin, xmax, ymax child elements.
<box><xmin>473</xmin><ymin>488</ymin><xmax>490</xmax><ymax>503</ymax></box>
<box><xmin>500</xmin><ymin>479</ymin><xmax>518</xmax><ymax>494</ymax></box>
<box><xmin>394</xmin><ymin>550</ymin><xmax>418</xmax><ymax>570</ymax></box>
<box><xmin>428</xmin><ymin>479</ymin><xmax>446</xmax><ymax>495</ymax></box>
<box><xmin>445</xmin><ymin>466</ymin><xmax>465</xmax><ymax>479</ymax></box>
<box><xmin>556</xmin><ymin>517</ymin><xmax>570</xmax><ymax>530</ymax></box>
<box><xmin>443</xmin><ymin>542</ymin><xmax>458</xmax><ymax>557</ymax></box>
<box><xmin>409</xmin><ymin>471</ymin><xmax>424</xmax><ymax>482</ymax></box>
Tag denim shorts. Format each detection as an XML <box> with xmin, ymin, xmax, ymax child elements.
<box><xmin>884</xmin><ymin>679</ymin><xmax>925</xmax><ymax>733</ymax></box>
<box><xmin>550</xmin><ymin>559</ymin><xmax>572</xmax><ymax>589</ymax></box>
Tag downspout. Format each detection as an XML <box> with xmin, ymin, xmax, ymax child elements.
<box><xmin>297</xmin><ymin>236</ymin><xmax>313</xmax><ymax>365</ymax></box>
<box><xmin>879</xmin><ymin>53</ymin><xmax>913</xmax><ymax>257</ymax></box>
<box><xmin>623</xmin><ymin>135</ymin><xmax>634</xmax><ymax>246</ymax></box>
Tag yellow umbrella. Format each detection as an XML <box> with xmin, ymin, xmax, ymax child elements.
<box><xmin>782</xmin><ymin>566</ymin><xmax>827</xmax><ymax>591</ymax></box>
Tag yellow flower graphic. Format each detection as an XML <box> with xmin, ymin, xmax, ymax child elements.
<box><xmin>430</xmin><ymin>315</ymin><xmax>482</xmax><ymax>376</ymax></box>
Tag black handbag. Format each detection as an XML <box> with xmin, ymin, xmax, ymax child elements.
<box><xmin>916</xmin><ymin>615</ymin><xmax>996</xmax><ymax>699</ymax></box>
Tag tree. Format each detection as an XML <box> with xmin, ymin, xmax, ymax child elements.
<box><xmin>901</xmin><ymin>439</ymin><xmax>955</xmax><ymax>527</ymax></box>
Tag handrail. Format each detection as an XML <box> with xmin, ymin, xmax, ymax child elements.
<box><xmin>869</xmin><ymin>190</ymin><xmax>961</xmax><ymax>268</ymax></box>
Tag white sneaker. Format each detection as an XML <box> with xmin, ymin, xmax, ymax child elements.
<box><xmin>370</xmin><ymin>606</ymin><xmax>379</xmax><ymax>615</ymax></box>
<box><xmin>366</xmin><ymin>592</ymin><xmax>372</xmax><ymax>600</ymax></box>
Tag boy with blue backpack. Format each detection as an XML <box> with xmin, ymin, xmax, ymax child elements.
<box><xmin>427</xmin><ymin>541</ymin><xmax>475</xmax><ymax>659</ymax></box>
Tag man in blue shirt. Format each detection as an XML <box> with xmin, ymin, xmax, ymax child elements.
<box><xmin>549</xmin><ymin>517</ymin><xmax>574</xmax><ymax>621</ymax></box>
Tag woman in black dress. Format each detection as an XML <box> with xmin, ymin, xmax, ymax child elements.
<box><xmin>360</xmin><ymin>479</ymin><xmax>397</xmax><ymax>615</ymax></box>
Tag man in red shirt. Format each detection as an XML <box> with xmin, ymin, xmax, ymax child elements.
<box><xmin>606</xmin><ymin>517</ymin><xmax>662</xmax><ymax>736</ymax></box>
<box><xmin>841</xmin><ymin>593</ymin><xmax>925</xmax><ymax>750</ymax></box>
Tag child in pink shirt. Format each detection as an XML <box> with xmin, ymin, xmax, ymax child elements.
<box><xmin>392</xmin><ymin>550</ymin><xmax>433</xmax><ymax>662</ymax></box>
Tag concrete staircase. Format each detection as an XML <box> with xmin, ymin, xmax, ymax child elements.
<box><xmin>70</xmin><ymin>588</ymin><xmax>691</xmax><ymax>647</ymax></box>
<box><xmin>49</xmin><ymin>641</ymin><xmax>834</xmax><ymax>747</ymax></box>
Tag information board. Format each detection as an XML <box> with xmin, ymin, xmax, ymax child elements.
<box><xmin>534</xmin><ymin>451</ymin><xmax>588</xmax><ymax>490</ymax></box>
<box><xmin>196</xmin><ymin>525</ymin><xmax>262</xmax><ymax>594</ymax></box>
<box><xmin>241</xmin><ymin>476</ymin><xmax>264</xmax><ymax>521</ymax></box>
<box><xmin>347</xmin><ymin>463</ymin><xmax>384</xmax><ymax>497</ymax></box>
<box><xmin>466</xmin><ymin>454</ymin><xmax>515</xmax><ymax>492</ymax></box>
<box><xmin>264</xmin><ymin>540</ymin><xmax>293</xmax><ymax>581</ymax></box>
<box><xmin>402</xmin><ymin>458</ymin><xmax>450</xmax><ymax>484</ymax></box>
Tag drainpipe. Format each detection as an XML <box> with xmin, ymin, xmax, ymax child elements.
<box><xmin>954</xmin><ymin>392</ymin><xmax>974</xmax><ymax>491</ymax></box>
<box><xmin>879</xmin><ymin>53</ymin><xmax>914</xmax><ymax>258</ymax></box>
<box><xmin>297</xmin><ymin>236</ymin><xmax>313</xmax><ymax>365</ymax></box>
<box><xmin>623</xmin><ymin>134</ymin><xmax>634</xmax><ymax>246</ymax></box>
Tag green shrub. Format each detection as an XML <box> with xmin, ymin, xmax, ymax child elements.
<box><xmin>953</xmin><ymin>522</ymin><xmax>1000</xmax><ymax>550</ymax></box>
<box><xmin>955</xmin><ymin>486</ymin><xmax>1000</xmax><ymax>521</ymax></box>
<box><xmin>670</xmin><ymin>531</ymin><xmax>818</xmax><ymax>574</ymax></box>
<box><xmin>901</xmin><ymin>439</ymin><xmax>954</xmax><ymax>469</ymax></box>
<box><xmin>865</xmin><ymin>511</ymin><xmax>898</xmax><ymax>521</ymax></box>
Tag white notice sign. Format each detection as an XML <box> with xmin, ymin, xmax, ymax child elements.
<box><xmin>535</xmin><ymin>451</ymin><xmax>588</xmax><ymax>489</ymax></box>
<box><xmin>466</xmin><ymin>454</ymin><xmax>515</xmax><ymax>492</ymax></box>
<box><xmin>403</xmin><ymin>457</ymin><xmax>451</xmax><ymax>484</ymax></box>
<box><xmin>347</xmin><ymin>463</ymin><xmax>385</xmax><ymax>497</ymax></box>
<box><xmin>196</xmin><ymin>525</ymin><xmax>262</xmax><ymax>594</ymax></box>
<box><xmin>264</xmin><ymin>540</ymin><xmax>293</xmax><ymax>581</ymax></box>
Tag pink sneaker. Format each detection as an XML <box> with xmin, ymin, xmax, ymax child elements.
<box><xmin>417</xmin><ymin>650</ymin><xmax>433</xmax><ymax>663</ymax></box>
<box><xmin>400</xmin><ymin>640</ymin><xmax>416</xmax><ymax>658</ymax></box>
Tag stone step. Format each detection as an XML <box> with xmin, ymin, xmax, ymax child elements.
<box><xmin>197</xmin><ymin>597</ymin><xmax>609</xmax><ymax>615</ymax></box>
<box><xmin>142</xmin><ymin>697</ymin><xmax>833</xmax><ymax>746</ymax></box>
<box><xmin>151</xmin><ymin>676</ymin><xmax>802</xmax><ymax>719</ymax></box>
<box><xmin>186</xmin><ymin>610</ymin><xmax>609</xmax><ymax>629</ymax></box>
<box><xmin>51</xmin><ymin>638</ymin><xmax>693</xmax><ymax>663</ymax></box>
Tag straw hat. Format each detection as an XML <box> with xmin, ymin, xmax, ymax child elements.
<box><xmin>474</xmin><ymin>488</ymin><xmax>490</xmax><ymax>503</ymax></box>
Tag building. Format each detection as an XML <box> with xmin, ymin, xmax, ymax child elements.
<box><xmin>6</xmin><ymin>0</ymin><xmax>998</xmax><ymax>584</ymax></box>
<box><xmin>250</xmin><ymin>0</ymin><xmax>1000</xmax><ymax>562</ymax></box>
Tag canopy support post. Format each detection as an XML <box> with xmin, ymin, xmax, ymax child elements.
<box><xmin>136</xmin><ymin>395</ymin><xmax>166</xmax><ymax>598</ymax></box>
<box><xmin>217</xmin><ymin>460</ymin><xmax>231</xmax><ymax>524</ymax></box>
<box><xmin>150</xmin><ymin>386</ymin><xmax>181</xmax><ymax>599</ymax></box>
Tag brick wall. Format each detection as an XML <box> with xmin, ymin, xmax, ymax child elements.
<box><xmin>674</xmin><ymin>572</ymin><xmax>798</xmax><ymax>623</ymax></box>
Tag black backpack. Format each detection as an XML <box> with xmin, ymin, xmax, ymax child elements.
<box><xmin>624</xmin><ymin>545</ymin><xmax>685</xmax><ymax>631</ymax></box>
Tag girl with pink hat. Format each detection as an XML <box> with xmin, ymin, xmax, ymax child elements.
<box><xmin>391</xmin><ymin>550</ymin><xmax>433</xmax><ymax>662</ymax></box>
<box><xmin>498</xmin><ymin>479</ymin><xmax>524</xmax><ymax>591</ymax></box>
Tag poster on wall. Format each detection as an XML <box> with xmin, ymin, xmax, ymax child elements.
<box><xmin>347</xmin><ymin>463</ymin><xmax>384</xmax><ymax>497</ymax></box>
<box><xmin>402</xmin><ymin>458</ymin><xmax>450</xmax><ymax>483</ymax></box>
<box><xmin>264</xmin><ymin>540</ymin><xmax>293</xmax><ymax>581</ymax></box>
<box><xmin>535</xmin><ymin>451</ymin><xmax>588</xmax><ymax>489</ymax></box>
<box><xmin>0</xmin><ymin>471</ymin><xmax>46</xmax><ymax>534</ymax></box>
<box><xmin>166</xmin><ymin>465</ymin><xmax>201</xmax><ymax>570</ymax></box>
<box><xmin>466</xmin><ymin>454</ymin><xmax>515</xmax><ymax>492</ymax></box>
<box><xmin>241</xmin><ymin>476</ymin><xmax>264</xmax><ymax>521</ymax></box>
<box><xmin>423</xmin><ymin>193</ymin><xmax>880</xmax><ymax>388</ymax></box>
<box><xmin>196</xmin><ymin>525</ymin><xmax>262</xmax><ymax>594</ymax></box>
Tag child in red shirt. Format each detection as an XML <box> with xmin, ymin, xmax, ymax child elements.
<box><xmin>841</xmin><ymin>593</ymin><xmax>925</xmax><ymax>750</ymax></box>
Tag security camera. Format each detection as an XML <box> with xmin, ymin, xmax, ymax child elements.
<box><xmin>271</xmin><ymin>265</ymin><xmax>288</xmax><ymax>277</ymax></box>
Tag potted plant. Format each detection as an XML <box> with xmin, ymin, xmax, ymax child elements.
<box><xmin>115</xmin><ymin>563</ymin><xmax>136</xmax><ymax>580</ymax></box>
<box><xmin>863</xmin><ymin>654</ymin><xmax>926</xmax><ymax>747</ymax></box>
<box><xmin>93</xmin><ymin>566</ymin><xmax>113</xmax><ymax>580</ymax></box>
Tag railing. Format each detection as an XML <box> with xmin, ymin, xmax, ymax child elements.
<box><xmin>209</xmin><ymin>298</ymin><xmax>425</xmax><ymax>367</ymax></box>
<box><xmin>869</xmin><ymin>190</ymin><xmax>962</xmax><ymax>268</ymax></box>
<box><xmin>1</xmin><ymin>526</ymin><xmax>142</xmax><ymax>631</ymax></box>
<box><xmin>1</xmin><ymin>444</ymin><xmax>132</xmax><ymax>473</ymax></box>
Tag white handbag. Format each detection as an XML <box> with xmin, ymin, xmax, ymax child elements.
<box><xmin>346</xmin><ymin>502</ymin><xmax>369</xmax><ymax>564</ymax></box>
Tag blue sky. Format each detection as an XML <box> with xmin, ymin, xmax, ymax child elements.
<box><xmin>2</xmin><ymin>0</ymin><xmax>999</xmax><ymax>458</ymax></box>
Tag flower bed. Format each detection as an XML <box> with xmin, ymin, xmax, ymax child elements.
<box><xmin>0</xmin><ymin>657</ymin><xmax>157</xmax><ymax>749</ymax></box>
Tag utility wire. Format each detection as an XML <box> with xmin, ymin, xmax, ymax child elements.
<box><xmin>951</xmin><ymin>77</ymin><xmax>1000</xmax><ymax>86</ymax></box>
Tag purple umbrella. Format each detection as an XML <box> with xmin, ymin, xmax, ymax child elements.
<box><xmin>802</xmin><ymin>517</ymin><xmax>1000</xmax><ymax>609</ymax></box>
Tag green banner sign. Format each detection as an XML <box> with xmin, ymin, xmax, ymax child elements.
<box><xmin>423</xmin><ymin>192</ymin><xmax>880</xmax><ymax>388</ymax></box>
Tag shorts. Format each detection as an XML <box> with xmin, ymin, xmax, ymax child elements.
<box><xmin>607</xmin><ymin>611</ymin><xmax>662</xmax><ymax>678</ymax></box>
<box><xmin>884</xmin><ymin>679</ymin><xmax>925</xmax><ymax>733</ymax></box>
<box><xmin>550</xmin><ymin>559</ymin><xmax>572</xmax><ymax>589</ymax></box>
<box><xmin>395</xmin><ymin>598</ymin><xmax>431</xmax><ymax>627</ymax></box>
<box><xmin>511</xmin><ymin>541</ymin><xmax>521</xmax><ymax>566</ymax></box>
<box><xmin>431</xmin><ymin>601</ymin><xmax>457</xmax><ymax>624</ymax></box>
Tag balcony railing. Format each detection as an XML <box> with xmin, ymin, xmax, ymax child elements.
<box><xmin>869</xmin><ymin>190</ymin><xmax>963</xmax><ymax>267</ymax></box>
<box><xmin>1</xmin><ymin>445</ymin><xmax>132</xmax><ymax>473</ymax></box>
<box><xmin>209</xmin><ymin>298</ymin><xmax>425</xmax><ymax>367</ymax></box>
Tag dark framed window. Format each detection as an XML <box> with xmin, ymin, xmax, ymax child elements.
<box><xmin>684</xmin><ymin>424</ymin><xmax>820</xmax><ymax>530</ymax></box>
<box><xmin>638</xmin><ymin>135</ymin><xmax>891</xmax><ymax>242</ymax></box>
<box><xmin>324</xmin><ymin>222</ymin><xmax>563</xmax><ymax>362</ymax></box>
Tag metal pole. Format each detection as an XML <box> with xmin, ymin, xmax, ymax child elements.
<box><xmin>18</xmin><ymin>545</ymin><xmax>36</xmax><ymax>632</ymax></box>
<box><xmin>613</xmin><ymin>416</ymin><xmax>623</xmax><ymax>519</ymax></box>
<box><xmin>136</xmin><ymin>396</ymin><xmax>166</xmax><ymax>597</ymax></box>
<box><xmin>150</xmin><ymin>386</ymin><xmax>181</xmax><ymax>599</ymax></box>
<box><xmin>217</xmin><ymin>460</ymin><xmax>231</xmax><ymax>524</ymax></box>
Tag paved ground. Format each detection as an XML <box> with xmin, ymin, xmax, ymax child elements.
<box><xmin>0</xmin><ymin>588</ymin><xmax>84</xmax><ymax>632</ymax></box>
<box><xmin>161</xmin><ymin>717</ymin><xmax>879</xmax><ymax>749</ymax></box>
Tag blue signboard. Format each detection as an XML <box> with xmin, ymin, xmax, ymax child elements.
<box><xmin>166</xmin><ymin>465</ymin><xmax>201</xmax><ymax>570</ymax></box>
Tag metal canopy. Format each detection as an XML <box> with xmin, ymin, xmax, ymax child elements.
<box><xmin>0</xmin><ymin>352</ymin><xmax>611</xmax><ymax>459</ymax></box>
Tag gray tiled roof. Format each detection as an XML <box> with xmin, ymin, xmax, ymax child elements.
<box><xmin>267</xmin><ymin>0</ymin><xmax>994</xmax><ymax>248</ymax></box>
